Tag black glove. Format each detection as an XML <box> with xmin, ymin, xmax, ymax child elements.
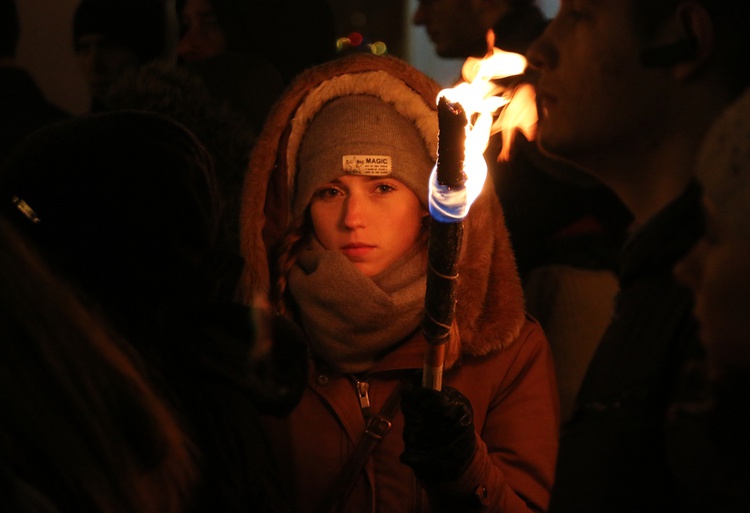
<box><xmin>400</xmin><ymin>381</ymin><xmax>477</xmax><ymax>482</ymax></box>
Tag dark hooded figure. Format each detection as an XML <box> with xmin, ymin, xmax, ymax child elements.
<box><xmin>0</xmin><ymin>110</ymin><xmax>304</xmax><ymax>513</ymax></box>
<box><xmin>0</xmin><ymin>215</ymin><xmax>195</xmax><ymax>513</ymax></box>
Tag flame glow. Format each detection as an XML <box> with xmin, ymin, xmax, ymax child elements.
<box><xmin>436</xmin><ymin>34</ymin><xmax>538</xmax><ymax>208</ymax></box>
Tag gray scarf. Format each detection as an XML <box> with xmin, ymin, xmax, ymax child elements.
<box><xmin>288</xmin><ymin>241</ymin><xmax>426</xmax><ymax>373</ymax></box>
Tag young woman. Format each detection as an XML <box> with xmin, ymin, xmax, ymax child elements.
<box><xmin>239</xmin><ymin>53</ymin><xmax>559</xmax><ymax>513</ymax></box>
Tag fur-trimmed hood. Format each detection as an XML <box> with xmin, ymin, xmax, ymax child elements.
<box><xmin>239</xmin><ymin>53</ymin><xmax>525</xmax><ymax>366</ymax></box>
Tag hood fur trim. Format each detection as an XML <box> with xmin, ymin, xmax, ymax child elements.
<box><xmin>239</xmin><ymin>54</ymin><xmax>526</xmax><ymax>363</ymax></box>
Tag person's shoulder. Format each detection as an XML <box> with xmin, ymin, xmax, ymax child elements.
<box><xmin>518</xmin><ymin>314</ymin><xmax>552</xmax><ymax>352</ymax></box>
<box><xmin>471</xmin><ymin>314</ymin><xmax>551</xmax><ymax>365</ymax></box>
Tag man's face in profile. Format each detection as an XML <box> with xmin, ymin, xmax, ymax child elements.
<box><xmin>527</xmin><ymin>0</ymin><xmax>673</xmax><ymax>171</ymax></box>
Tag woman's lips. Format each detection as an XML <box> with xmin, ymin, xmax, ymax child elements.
<box><xmin>341</xmin><ymin>244</ymin><xmax>375</xmax><ymax>259</ymax></box>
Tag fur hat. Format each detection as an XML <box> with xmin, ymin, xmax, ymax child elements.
<box><xmin>295</xmin><ymin>94</ymin><xmax>434</xmax><ymax>217</ymax></box>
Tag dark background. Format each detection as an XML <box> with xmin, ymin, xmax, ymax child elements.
<box><xmin>13</xmin><ymin>0</ymin><xmax>558</xmax><ymax>115</ymax></box>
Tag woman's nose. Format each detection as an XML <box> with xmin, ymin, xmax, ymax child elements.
<box><xmin>342</xmin><ymin>194</ymin><xmax>367</xmax><ymax>229</ymax></box>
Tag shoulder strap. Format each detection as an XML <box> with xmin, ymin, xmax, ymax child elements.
<box><xmin>314</xmin><ymin>376</ymin><xmax>410</xmax><ymax>513</ymax></box>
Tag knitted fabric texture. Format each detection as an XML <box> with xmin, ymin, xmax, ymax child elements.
<box><xmin>295</xmin><ymin>95</ymin><xmax>433</xmax><ymax>217</ymax></box>
<box><xmin>697</xmin><ymin>87</ymin><xmax>750</xmax><ymax>239</ymax></box>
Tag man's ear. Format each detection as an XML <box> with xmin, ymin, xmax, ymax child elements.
<box><xmin>640</xmin><ymin>1</ymin><xmax>714</xmax><ymax>80</ymax></box>
<box><xmin>672</xmin><ymin>2</ymin><xmax>714</xmax><ymax>80</ymax></box>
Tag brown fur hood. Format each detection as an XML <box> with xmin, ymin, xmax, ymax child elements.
<box><xmin>239</xmin><ymin>53</ymin><xmax>526</xmax><ymax>365</ymax></box>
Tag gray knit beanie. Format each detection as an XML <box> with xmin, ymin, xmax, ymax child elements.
<box><xmin>295</xmin><ymin>95</ymin><xmax>434</xmax><ymax>217</ymax></box>
<box><xmin>696</xmin><ymin>87</ymin><xmax>750</xmax><ymax>239</ymax></box>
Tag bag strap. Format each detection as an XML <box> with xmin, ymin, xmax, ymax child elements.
<box><xmin>314</xmin><ymin>376</ymin><xmax>411</xmax><ymax>513</ymax></box>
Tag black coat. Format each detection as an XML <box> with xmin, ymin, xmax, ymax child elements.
<box><xmin>548</xmin><ymin>181</ymin><xmax>705</xmax><ymax>513</ymax></box>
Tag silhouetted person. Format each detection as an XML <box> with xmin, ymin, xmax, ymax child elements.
<box><xmin>526</xmin><ymin>0</ymin><xmax>750</xmax><ymax>510</ymax></box>
<box><xmin>671</xmin><ymin>87</ymin><xmax>750</xmax><ymax>513</ymax></box>
<box><xmin>413</xmin><ymin>0</ymin><xmax>546</xmax><ymax>57</ymax></box>
<box><xmin>174</xmin><ymin>0</ymin><xmax>337</xmax><ymax>149</ymax></box>
<box><xmin>0</xmin><ymin>110</ymin><xmax>303</xmax><ymax>513</ymax></box>
<box><xmin>73</xmin><ymin>0</ymin><xmax>167</xmax><ymax>112</ymax></box>
<box><xmin>0</xmin><ymin>216</ymin><xmax>195</xmax><ymax>513</ymax></box>
<box><xmin>105</xmin><ymin>61</ymin><xmax>256</xmax><ymax>255</ymax></box>
<box><xmin>0</xmin><ymin>0</ymin><xmax>69</xmax><ymax>164</ymax></box>
<box><xmin>176</xmin><ymin>0</ymin><xmax>337</xmax><ymax>85</ymax></box>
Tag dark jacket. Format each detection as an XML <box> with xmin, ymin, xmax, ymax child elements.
<box><xmin>667</xmin><ymin>370</ymin><xmax>750</xmax><ymax>513</ymax></box>
<box><xmin>547</xmin><ymin>181</ymin><xmax>705</xmax><ymax>513</ymax></box>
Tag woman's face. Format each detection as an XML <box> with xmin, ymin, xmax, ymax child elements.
<box><xmin>310</xmin><ymin>174</ymin><xmax>426</xmax><ymax>277</ymax></box>
<box><xmin>675</xmin><ymin>198</ymin><xmax>750</xmax><ymax>377</ymax></box>
<box><xmin>176</xmin><ymin>0</ymin><xmax>227</xmax><ymax>63</ymax></box>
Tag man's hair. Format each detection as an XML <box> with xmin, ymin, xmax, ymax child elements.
<box><xmin>0</xmin><ymin>0</ymin><xmax>19</xmax><ymax>59</ymax></box>
<box><xmin>633</xmin><ymin>0</ymin><xmax>750</xmax><ymax>94</ymax></box>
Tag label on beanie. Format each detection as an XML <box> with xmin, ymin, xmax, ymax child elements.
<box><xmin>343</xmin><ymin>155</ymin><xmax>392</xmax><ymax>175</ymax></box>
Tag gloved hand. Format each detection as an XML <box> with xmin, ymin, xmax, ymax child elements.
<box><xmin>400</xmin><ymin>381</ymin><xmax>477</xmax><ymax>482</ymax></box>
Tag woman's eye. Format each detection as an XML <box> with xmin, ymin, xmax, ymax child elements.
<box><xmin>374</xmin><ymin>183</ymin><xmax>396</xmax><ymax>194</ymax></box>
<box><xmin>315</xmin><ymin>187</ymin><xmax>342</xmax><ymax>199</ymax></box>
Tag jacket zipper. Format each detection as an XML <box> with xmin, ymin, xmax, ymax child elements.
<box><xmin>351</xmin><ymin>375</ymin><xmax>371</xmax><ymax>418</ymax></box>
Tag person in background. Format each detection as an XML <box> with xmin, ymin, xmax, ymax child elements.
<box><xmin>671</xmin><ymin>86</ymin><xmax>750</xmax><ymax>513</ymax></box>
<box><xmin>0</xmin><ymin>0</ymin><xmax>69</xmax><ymax>164</ymax></box>
<box><xmin>0</xmin><ymin>216</ymin><xmax>195</xmax><ymax>513</ymax></box>
<box><xmin>174</xmin><ymin>0</ymin><xmax>337</xmax><ymax>147</ymax></box>
<box><xmin>174</xmin><ymin>0</ymin><xmax>284</xmax><ymax>137</ymax></box>
<box><xmin>239</xmin><ymin>52</ymin><xmax>559</xmax><ymax>513</ymax></box>
<box><xmin>72</xmin><ymin>0</ymin><xmax>167</xmax><ymax>112</ymax></box>
<box><xmin>0</xmin><ymin>110</ymin><xmax>304</xmax><ymax>513</ymax></box>
<box><xmin>526</xmin><ymin>0</ymin><xmax>750</xmax><ymax>511</ymax></box>
<box><xmin>413</xmin><ymin>0</ymin><xmax>632</xmax><ymax>421</ymax></box>
<box><xmin>413</xmin><ymin>0</ymin><xmax>546</xmax><ymax>57</ymax></box>
<box><xmin>105</xmin><ymin>61</ymin><xmax>257</xmax><ymax>255</ymax></box>
<box><xmin>176</xmin><ymin>0</ymin><xmax>336</xmax><ymax>85</ymax></box>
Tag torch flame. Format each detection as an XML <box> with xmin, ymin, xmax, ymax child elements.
<box><xmin>435</xmin><ymin>30</ymin><xmax>538</xmax><ymax>211</ymax></box>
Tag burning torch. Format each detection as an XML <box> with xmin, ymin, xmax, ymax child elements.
<box><xmin>422</xmin><ymin>34</ymin><xmax>537</xmax><ymax>390</ymax></box>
